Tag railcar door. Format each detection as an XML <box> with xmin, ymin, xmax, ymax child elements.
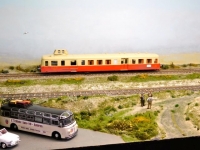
<box><xmin>120</xmin><ymin>58</ymin><xmax>128</xmax><ymax>71</ymax></box>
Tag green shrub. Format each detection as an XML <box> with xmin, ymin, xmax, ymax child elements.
<box><xmin>171</xmin><ymin>110</ymin><xmax>175</xmax><ymax>113</ymax></box>
<box><xmin>175</xmin><ymin>104</ymin><xmax>179</xmax><ymax>107</ymax></box>
<box><xmin>118</xmin><ymin>105</ymin><xmax>123</xmax><ymax>109</ymax></box>
<box><xmin>185</xmin><ymin>116</ymin><xmax>190</xmax><ymax>121</ymax></box>
<box><xmin>104</xmin><ymin>106</ymin><xmax>116</xmax><ymax>114</ymax></box>
<box><xmin>107</xmin><ymin>75</ymin><xmax>118</xmax><ymax>81</ymax></box>
<box><xmin>182</xmin><ymin>64</ymin><xmax>187</xmax><ymax>67</ymax></box>
<box><xmin>1</xmin><ymin>70</ymin><xmax>9</xmax><ymax>73</ymax></box>
<box><xmin>9</xmin><ymin>66</ymin><xmax>15</xmax><ymax>70</ymax></box>
<box><xmin>169</xmin><ymin>62</ymin><xmax>176</xmax><ymax>68</ymax></box>
<box><xmin>189</xmin><ymin>63</ymin><xmax>198</xmax><ymax>67</ymax></box>
<box><xmin>161</xmin><ymin>64</ymin><xmax>169</xmax><ymax>69</ymax></box>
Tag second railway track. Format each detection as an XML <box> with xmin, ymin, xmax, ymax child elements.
<box><xmin>1</xmin><ymin>85</ymin><xmax>200</xmax><ymax>99</ymax></box>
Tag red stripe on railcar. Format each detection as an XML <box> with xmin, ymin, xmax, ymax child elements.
<box><xmin>41</xmin><ymin>64</ymin><xmax>160</xmax><ymax>73</ymax></box>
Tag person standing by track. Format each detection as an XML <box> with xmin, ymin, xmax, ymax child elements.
<box><xmin>140</xmin><ymin>93</ymin><xmax>145</xmax><ymax>107</ymax></box>
<box><xmin>147</xmin><ymin>92</ymin><xmax>153</xmax><ymax>109</ymax></box>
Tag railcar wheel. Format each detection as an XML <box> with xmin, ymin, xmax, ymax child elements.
<box><xmin>52</xmin><ymin>132</ymin><xmax>61</xmax><ymax>140</ymax></box>
<box><xmin>11</xmin><ymin>123</ymin><xmax>18</xmax><ymax>131</ymax></box>
<box><xmin>1</xmin><ymin>143</ymin><xmax>7</xmax><ymax>149</ymax></box>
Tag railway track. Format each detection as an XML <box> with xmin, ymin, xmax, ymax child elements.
<box><xmin>0</xmin><ymin>69</ymin><xmax>200</xmax><ymax>79</ymax></box>
<box><xmin>1</xmin><ymin>85</ymin><xmax>200</xmax><ymax>99</ymax></box>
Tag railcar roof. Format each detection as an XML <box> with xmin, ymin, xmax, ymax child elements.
<box><xmin>42</xmin><ymin>53</ymin><xmax>159</xmax><ymax>60</ymax></box>
<box><xmin>1</xmin><ymin>104</ymin><xmax>71</xmax><ymax>116</ymax></box>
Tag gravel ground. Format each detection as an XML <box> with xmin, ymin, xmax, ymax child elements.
<box><xmin>1</xmin><ymin>79</ymin><xmax>200</xmax><ymax>94</ymax></box>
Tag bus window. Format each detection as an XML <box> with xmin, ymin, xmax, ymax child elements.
<box><xmin>35</xmin><ymin>116</ymin><xmax>43</xmax><ymax>123</ymax></box>
<box><xmin>52</xmin><ymin>120</ymin><xmax>59</xmax><ymax>126</ymax></box>
<box><xmin>35</xmin><ymin>111</ymin><xmax>43</xmax><ymax>116</ymax></box>
<box><xmin>26</xmin><ymin>115</ymin><xmax>34</xmax><ymax>121</ymax></box>
<box><xmin>10</xmin><ymin>112</ymin><xmax>18</xmax><ymax>118</ymax></box>
<box><xmin>11</xmin><ymin>108</ymin><xmax>19</xmax><ymax>112</ymax></box>
<box><xmin>19</xmin><ymin>114</ymin><xmax>26</xmax><ymax>120</ymax></box>
<box><xmin>44</xmin><ymin>113</ymin><xmax>51</xmax><ymax>118</ymax></box>
<box><xmin>27</xmin><ymin>110</ymin><xmax>35</xmax><ymax>115</ymax></box>
<box><xmin>19</xmin><ymin>109</ymin><xmax>27</xmax><ymax>113</ymax></box>
<box><xmin>52</xmin><ymin>114</ymin><xmax>59</xmax><ymax>119</ymax></box>
<box><xmin>0</xmin><ymin>110</ymin><xmax>3</xmax><ymax>116</ymax></box>
<box><xmin>4</xmin><ymin>111</ymin><xmax>10</xmax><ymax>117</ymax></box>
<box><xmin>43</xmin><ymin>118</ymin><xmax>51</xmax><ymax>124</ymax></box>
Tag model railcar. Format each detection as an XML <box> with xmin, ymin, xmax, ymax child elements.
<box><xmin>40</xmin><ymin>49</ymin><xmax>160</xmax><ymax>73</ymax></box>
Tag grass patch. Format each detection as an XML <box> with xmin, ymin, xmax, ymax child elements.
<box><xmin>1</xmin><ymin>77</ymin><xmax>85</xmax><ymax>86</ymax></box>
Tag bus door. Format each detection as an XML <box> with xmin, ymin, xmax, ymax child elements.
<box><xmin>121</xmin><ymin>58</ymin><xmax>128</xmax><ymax>70</ymax></box>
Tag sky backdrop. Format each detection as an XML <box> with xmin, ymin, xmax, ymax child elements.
<box><xmin>0</xmin><ymin>0</ymin><xmax>200</xmax><ymax>64</ymax></box>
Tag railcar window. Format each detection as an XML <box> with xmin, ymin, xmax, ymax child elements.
<box><xmin>61</xmin><ymin>60</ymin><xmax>65</xmax><ymax>66</ymax></box>
<box><xmin>81</xmin><ymin>60</ymin><xmax>85</xmax><ymax>65</ymax></box>
<box><xmin>70</xmin><ymin>60</ymin><xmax>77</xmax><ymax>66</ymax></box>
<box><xmin>132</xmin><ymin>59</ymin><xmax>136</xmax><ymax>64</ymax></box>
<box><xmin>88</xmin><ymin>60</ymin><xmax>94</xmax><ymax>65</ymax></box>
<box><xmin>51</xmin><ymin>61</ymin><xmax>57</xmax><ymax>66</ymax></box>
<box><xmin>58</xmin><ymin>50</ymin><xmax>60</xmax><ymax>53</ymax></box>
<box><xmin>45</xmin><ymin>61</ymin><xmax>48</xmax><ymax>66</ymax></box>
<box><xmin>97</xmin><ymin>60</ymin><xmax>102</xmax><ymax>65</ymax></box>
<box><xmin>121</xmin><ymin>58</ymin><xmax>128</xmax><ymax>64</ymax></box>
<box><xmin>106</xmin><ymin>60</ymin><xmax>111</xmax><ymax>65</ymax></box>
<box><xmin>114</xmin><ymin>59</ymin><xmax>118</xmax><ymax>64</ymax></box>
<box><xmin>154</xmin><ymin>59</ymin><xmax>158</xmax><ymax>63</ymax></box>
<box><xmin>147</xmin><ymin>59</ymin><xmax>152</xmax><ymax>64</ymax></box>
<box><xmin>139</xmin><ymin>59</ymin><xmax>144</xmax><ymax>64</ymax></box>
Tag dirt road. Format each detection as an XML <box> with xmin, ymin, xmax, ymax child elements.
<box><xmin>131</xmin><ymin>94</ymin><xmax>200</xmax><ymax>140</ymax></box>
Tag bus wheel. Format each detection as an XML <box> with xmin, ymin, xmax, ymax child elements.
<box><xmin>1</xmin><ymin>143</ymin><xmax>7</xmax><ymax>149</ymax></box>
<box><xmin>11</xmin><ymin>123</ymin><xmax>18</xmax><ymax>131</ymax></box>
<box><xmin>52</xmin><ymin>132</ymin><xmax>61</xmax><ymax>140</ymax></box>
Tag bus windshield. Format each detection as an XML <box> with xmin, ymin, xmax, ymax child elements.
<box><xmin>59</xmin><ymin>112</ymin><xmax>75</xmax><ymax>126</ymax></box>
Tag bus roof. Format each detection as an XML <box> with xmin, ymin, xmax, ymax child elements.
<box><xmin>1</xmin><ymin>104</ymin><xmax>72</xmax><ymax>116</ymax></box>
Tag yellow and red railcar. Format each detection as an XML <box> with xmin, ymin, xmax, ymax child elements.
<box><xmin>40</xmin><ymin>49</ymin><xmax>160</xmax><ymax>73</ymax></box>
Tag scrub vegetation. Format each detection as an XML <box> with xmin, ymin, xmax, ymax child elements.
<box><xmin>1</xmin><ymin>73</ymin><xmax>200</xmax><ymax>87</ymax></box>
<box><xmin>32</xmin><ymin>90</ymin><xmax>198</xmax><ymax>142</ymax></box>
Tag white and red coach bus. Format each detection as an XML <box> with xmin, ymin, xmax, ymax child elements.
<box><xmin>0</xmin><ymin>99</ymin><xmax>78</xmax><ymax>140</ymax></box>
